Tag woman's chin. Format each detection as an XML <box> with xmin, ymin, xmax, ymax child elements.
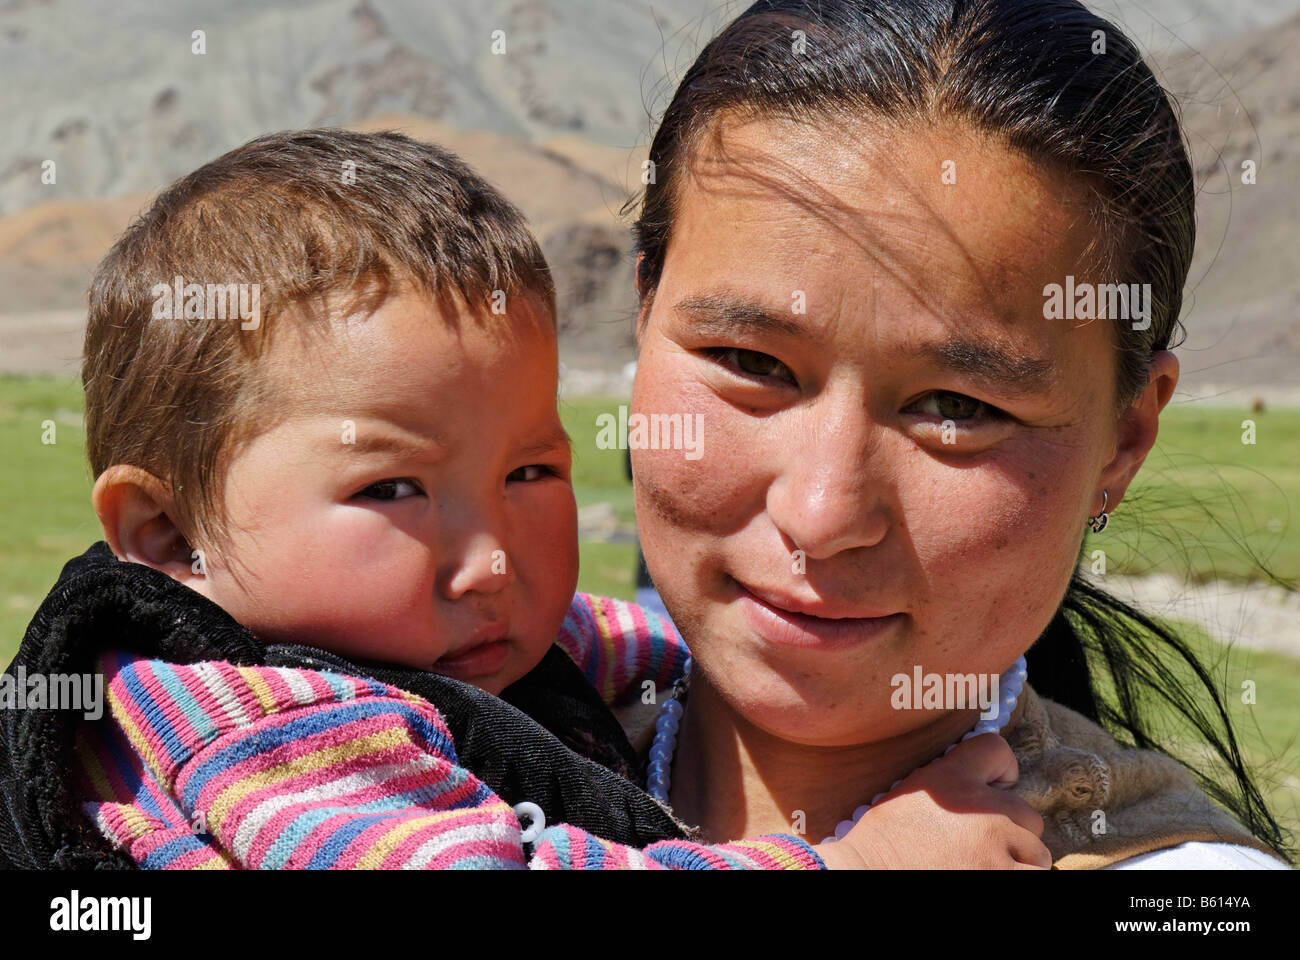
<box><xmin>703</xmin><ymin>659</ymin><xmax>911</xmax><ymax>747</ymax></box>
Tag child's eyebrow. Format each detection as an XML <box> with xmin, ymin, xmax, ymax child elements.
<box><xmin>517</xmin><ymin>429</ymin><xmax>572</xmax><ymax>459</ymax></box>
<box><xmin>334</xmin><ymin>429</ymin><xmax>439</xmax><ymax>460</ymax></box>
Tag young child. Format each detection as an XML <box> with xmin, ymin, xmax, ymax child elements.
<box><xmin>0</xmin><ymin>130</ymin><xmax>1047</xmax><ymax>871</ymax></box>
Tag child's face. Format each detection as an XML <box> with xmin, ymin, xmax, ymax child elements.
<box><xmin>186</xmin><ymin>287</ymin><xmax>578</xmax><ymax>695</ymax></box>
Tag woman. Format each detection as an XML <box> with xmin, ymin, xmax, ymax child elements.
<box><xmin>625</xmin><ymin>0</ymin><xmax>1290</xmax><ymax>867</ymax></box>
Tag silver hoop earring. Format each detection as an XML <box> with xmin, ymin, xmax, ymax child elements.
<box><xmin>1087</xmin><ymin>490</ymin><xmax>1109</xmax><ymax>533</ymax></box>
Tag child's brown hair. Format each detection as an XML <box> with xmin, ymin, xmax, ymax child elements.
<box><xmin>83</xmin><ymin>128</ymin><xmax>555</xmax><ymax>554</ymax></box>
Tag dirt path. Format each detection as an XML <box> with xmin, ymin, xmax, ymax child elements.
<box><xmin>0</xmin><ymin>311</ymin><xmax>84</xmax><ymax>374</ymax></box>
<box><xmin>1084</xmin><ymin>573</ymin><xmax>1300</xmax><ymax>658</ymax></box>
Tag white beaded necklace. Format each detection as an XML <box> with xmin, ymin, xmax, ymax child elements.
<box><xmin>646</xmin><ymin>654</ymin><xmax>1028</xmax><ymax>844</ymax></box>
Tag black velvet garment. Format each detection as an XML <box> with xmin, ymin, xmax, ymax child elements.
<box><xmin>0</xmin><ymin>543</ymin><xmax>685</xmax><ymax>869</ymax></box>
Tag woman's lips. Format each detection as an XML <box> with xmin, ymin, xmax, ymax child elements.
<box><xmin>732</xmin><ymin>578</ymin><xmax>904</xmax><ymax>650</ymax></box>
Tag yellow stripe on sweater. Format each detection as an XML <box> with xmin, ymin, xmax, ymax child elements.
<box><xmin>352</xmin><ymin>810</ymin><xmax>471</xmax><ymax>869</ymax></box>
<box><xmin>106</xmin><ymin>684</ymin><xmax>166</xmax><ymax>788</ymax></box>
<box><xmin>732</xmin><ymin>838</ymin><xmax>812</xmax><ymax>870</ymax></box>
<box><xmin>235</xmin><ymin>665</ymin><xmax>280</xmax><ymax>716</ymax></box>
<box><xmin>588</xmin><ymin>600</ymin><xmax>618</xmax><ymax>704</ymax></box>
<box><xmin>206</xmin><ymin>727</ymin><xmax>414</xmax><ymax>834</ymax></box>
<box><xmin>109</xmin><ymin>802</ymin><xmax>157</xmax><ymax>841</ymax></box>
<box><xmin>190</xmin><ymin>849</ymin><xmax>234</xmax><ymax>870</ymax></box>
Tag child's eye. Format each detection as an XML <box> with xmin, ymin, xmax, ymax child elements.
<box><xmin>506</xmin><ymin>465</ymin><xmax>552</xmax><ymax>483</ymax></box>
<box><xmin>704</xmin><ymin>347</ymin><xmax>797</xmax><ymax>385</ymax></box>
<box><xmin>357</xmin><ymin>478</ymin><xmax>424</xmax><ymax>501</ymax></box>
<box><xmin>907</xmin><ymin>391</ymin><xmax>1005</xmax><ymax>422</ymax></box>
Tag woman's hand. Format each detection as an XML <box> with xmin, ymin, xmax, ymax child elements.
<box><xmin>813</xmin><ymin>733</ymin><xmax>1051</xmax><ymax>869</ymax></box>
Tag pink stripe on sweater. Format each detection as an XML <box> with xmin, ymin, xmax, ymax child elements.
<box><xmin>624</xmin><ymin>600</ymin><xmax>652</xmax><ymax>688</ymax></box>
<box><xmin>327</xmin><ymin>800</ymin><xmax>512</xmax><ymax>870</ymax></box>
<box><xmin>133</xmin><ymin>661</ymin><xmax>214</xmax><ymax>776</ymax></box>
<box><xmin>256</xmin><ymin>666</ymin><xmax>299</xmax><ymax>711</ymax></box>
<box><xmin>374</xmin><ymin>808</ymin><xmax>507</xmax><ymax>869</ymax></box>
<box><xmin>331</xmin><ymin>814</ymin><xmax>409</xmax><ymax>870</ymax></box>
<box><xmin>165</xmin><ymin>842</ymin><xmax>229</xmax><ymax>870</ymax></box>
<box><xmin>241</xmin><ymin>755</ymin><xmax>464</xmax><ymax>867</ymax></box>
<box><xmin>596</xmin><ymin>595</ymin><xmax>626</xmax><ymax>699</ymax></box>
<box><xmin>206</xmin><ymin>711</ymin><xmax>463</xmax><ymax>844</ymax></box>
<box><xmin>130</xmin><ymin>824</ymin><xmax>196</xmax><ymax>865</ymax></box>
<box><xmin>345</xmin><ymin>674</ymin><xmax>374</xmax><ymax>699</ymax></box>
<box><xmin>417</xmin><ymin>835</ymin><xmax>527</xmax><ymax>870</ymax></box>
<box><xmin>301</xmin><ymin>669</ymin><xmax>339</xmax><ymax>704</ymax></box>
<box><xmin>93</xmin><ymin>803</ymin><xmax>134</xmax><ymax>848</ymax></box>
<box><xmin>86</xmin><ymin>692</ymin><xmax>194</xmax><ymax>834</ymax></box>
<box><xmin>213</xmin><ymin>660</ymin><xmax>272</xmax><ymax>726</ymax></box>
<box><xmin>188</xmin><ymin>717</ymin><xmax>417</xmax><ymax>826</ymax></box>
<box><xmin>278</xmin><ymin>771</ymin><xmax>496</xmax><ymax>869</ymax></box>
<box><xmin>176</xmin><ymin>702</ymin><xmax>441</xmax><ymax>805</ymax></box>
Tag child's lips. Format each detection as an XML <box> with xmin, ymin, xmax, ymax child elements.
<box><xmin>431</xmin><ymin>622</ymin><xmax>511</xmax><ymax>680</ymax></box>
<box><xmin>430</xmin><ymin>639</ymin><xmax>510</xmax><ymax>680</ymax></box>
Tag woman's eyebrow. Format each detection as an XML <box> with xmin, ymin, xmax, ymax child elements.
<box><xmin>673</xmin><ymin>293</ymin><xmax>1054</xmax><ymax>392</ymax></box>
<box><xmin>673</xmin><ymin>294</ymin><xmax>805</xmax><ymax>337</ymax></box>
<box><xmin>913</xmin><ymin>337</ymin><xmax>1056</xmax><ymax>393</ymax></box>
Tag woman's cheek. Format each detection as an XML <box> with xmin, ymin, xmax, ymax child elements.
<box><xmin>632</xmin><ymin>367</ymin><xmax>769</xmax><ymax>532</ymax></box>
<box><xmin>901</xmin><ymin>453</ymin><xmax>1082</xmax><ymax>658</ymax></box>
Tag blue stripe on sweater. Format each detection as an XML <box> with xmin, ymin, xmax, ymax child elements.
<box><xmin>151</xmin><ymin>660</ymin><xmax>220</xmax><ymax>748</ymax></box>
<box><xmin>178</xmin><ymin>698</ymin><xmax>454</xmax><ymax>811</ymax></box>
<box><xmin>260</xmin><ymin>770</ymin><xmax>488</xmax><ymax>868</ymax></box>
<box><xmin>113</xmin><ymin>658</ymin><xmax>190</xmax><ymax>774</ymax></box>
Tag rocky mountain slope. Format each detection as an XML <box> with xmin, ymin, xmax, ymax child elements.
<box><xmin>0</xmin><ymin>0</ymin><xmax>1295</xmax><ymax>390</ymax></box>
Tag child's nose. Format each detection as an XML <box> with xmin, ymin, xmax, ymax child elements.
<box><xmin>440</xmin><ymin>532</ymin><xmax>515</xmax><ymax>600</ymax></box>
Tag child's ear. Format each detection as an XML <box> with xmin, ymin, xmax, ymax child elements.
<box><xmin>1095</xmin><ymin>350</ymin><xmax>1179</xmax><ymax>512</ymax></box>
<box><xmin>92</xmin><ymin>465</ymin><xmax>201</xmax><ymax>582</ymax></box>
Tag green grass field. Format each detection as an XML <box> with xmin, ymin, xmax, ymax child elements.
<box><xmin>2</xmin><ymin>376</ymin><xmax>1297</xmax><ymax>848</ymax></box>
<box><xmin>1089</xmin><ymin>403</ymin><xmax>1300</xmax><ymax>585</ymax></box>
<box><xmin>4</xmin><ymin>378</ymin><xmax>1296</xmax><ymax>653</ymax></box>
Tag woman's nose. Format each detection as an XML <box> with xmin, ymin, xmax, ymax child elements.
<box><xmin>764</xmin><ymin>407</ymin><xmax>888</xmax><ymax>561</ymax></box>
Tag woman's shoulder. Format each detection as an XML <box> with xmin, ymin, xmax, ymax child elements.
<box><xmin>1012</xmin><ymin>686</ymin><xmax>1286</xmax><ymax>868</ymax></box>
<box><xmin>1105</xmin><ymin>842</ymin><xmax>1290</xmax><ymax>870</ymax></box>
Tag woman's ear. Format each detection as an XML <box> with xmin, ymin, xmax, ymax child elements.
<box><xmin>91</xmin><ymin>465</ymin><xmax>202</xmax><ymax>583</ymax></box>
<box><xmin>1096</xmin><ymin>350</ymin><xmax>1179</xmax><ymax>512</ymax></box>
<box><xmin>633</xmin><ymin>253</ymin><xmax>654</xmax><ymax>348</ymax></box>
<box><xmin>634</xmin><ymin>252</ymin><xmax>648</xmax><ymax>298</ymax></box>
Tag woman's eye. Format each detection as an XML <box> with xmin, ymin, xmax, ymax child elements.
<box><xmin>910</xmin><ymin>391</ymin><xmax>1002</xmax><ymax>422</ymax></box>
<box><xmin>706</xmin><ymin>348</ymin><xmax>796</xmax><ymax>384</ymax></box>
<box><xmin>357</xmin><ymin>478</ymin><xmax>423</xmax><ymax>501</ymax></box>
<box><xmin>506</xmin><ymin>464</ymin><xmax>550</xmax><ymax>483</ymax></box>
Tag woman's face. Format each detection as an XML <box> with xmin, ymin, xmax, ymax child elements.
<box><xmin>632</xmin><ymin>117</ymin><xmax>1169</xmax><ymax>747</ymax></box>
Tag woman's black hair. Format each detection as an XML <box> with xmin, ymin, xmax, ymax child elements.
<box><xmin>630</xmin><ymin>0</ymin><xmax>1290</xmax><ymax>859</ymax></box>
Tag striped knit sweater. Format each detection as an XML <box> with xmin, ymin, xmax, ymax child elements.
<box><xmin>75</xmin><ymin>592</ymin><xmax>823</xmax><ymax>870</ymax></box>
